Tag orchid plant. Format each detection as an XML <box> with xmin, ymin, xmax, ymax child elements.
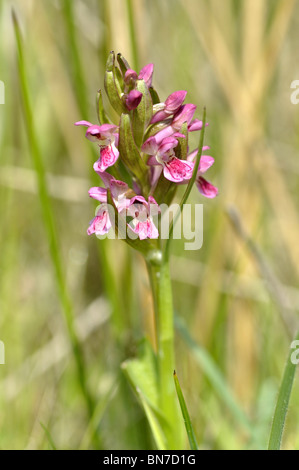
<box><xmin>76</xmin><ymin>52</ymin><xmax>217</xmax><ymax>450</ymax></box>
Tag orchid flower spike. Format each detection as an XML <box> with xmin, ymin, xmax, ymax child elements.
<box><xmin>75</xmin><ymin>52</ymin><xmax>218</xmax><ymax>244</ymax></box>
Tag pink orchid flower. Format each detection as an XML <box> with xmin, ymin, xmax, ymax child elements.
<box><xmin>127</xmin><ymin>195</ymin><xmax>160</xmax><ymax>240</ymax></box>
<box><xmin>142</xmin><ymin>135</ymin><xmax>194</xmax><ymax>183</ymax></box>
<box><xmin>89</xmin><ymin>172</ymin><xmax>131</xmax><ymax>211</ymax></box>
<box><xmin>87</xmin><ymin>204</ymin><xmax>112</xmax><ymax>236</ymax></box>
<box><xmin>87</xmin><ymin>173</ymin><xmax>131</xmax><ymax>236</ymax></box>
<box><xmin>151</xmin><ymin>90</ymin><xmax>187</xmax><ymax>124</ymax></box>
<box><xmin>153</xmin><ymin>104</ymin><xmax>207</xmax><ymax>144</ymax></box>
<box><xmin>75</xmin><ymin>121</ymin><xmax>119</xmax><ymax>172</ymax></box>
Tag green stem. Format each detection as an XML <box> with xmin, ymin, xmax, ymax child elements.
<box><xmin>146</xmin><ymin>254</ymin><xmax>184</xmax><ymax>450</ymax></box>
<box><xmin>268</xmin><ymin>329</ymin><xmax>299</xmax><ymax>450</ymax></box>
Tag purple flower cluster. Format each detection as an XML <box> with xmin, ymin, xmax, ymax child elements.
<box><xmin>76</xmin><ymin>53</ymin><xmax>217</xmax><ymax>240</ymax></box>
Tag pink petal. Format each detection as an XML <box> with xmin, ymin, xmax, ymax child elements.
<box><xmin>93</xmin><ymin>170</ymin><xmax>114</xmax><ymax>188</ymax></box>
<box><xmin>110</xmin><ymin>180</ymin><xmax>130</xmax><ymax>211</ymax></box>
<box><xmin>138</xmin><ymin>63</ymin><xmax>154</xmax><ymax>87</ymax></box>
<box><xmin>158</xmin><ymin>136</ymin><xmax>179</xmax><ymax>155</ymax></box>
<box><xmin>148</xmin><ymin>195</ymin><xmax>159</xmax><ymax>206</ymax></box>
<box><xmin>188</xmin><ymin>119</ymin><xmax>204</xmax><ymax>132</ymax></box>
<box><xmin>94</xmin><ymin>143</ymin><xmax>119</xmax><ymax>172</ymax></box>
<box><xmin>199</xmin><ymin>155</ymin><xmax>215</xmax><ymax>173</ymax></box>
<box><xmin>133</xmin><ymin>218</ymin><xmax>159</xmax><ymax>240</ymax></box>
<box><xmin>163</xmin><ymin>157</ymin><xmax>194</xmax><ymax>182</ymax></box>
<box><xmin>150</xmin><ymin>165</ymin><xmax>163</xmax><ymax>187</ymax></box>
<box><xmin>88</xmin><ymin>186</ymin><xmax>107</xmax><ymax>202</ymax></box>
<box><xmin>75</xmin><ymin>120</ymin><xmax>93</xmax><ymax>127</ymax></box>
<box><xmin>124</xmin><ymin>69</ymin><xmax>138</xmax><ymax>84</ymax></box>
<box><xmin>172</xmin><ymin>104</ymin><xmax>196</xmax><ymax>129</ymax></box>
<box><xmin>97</xmin><ymin>123</ymin><xmax>118</xmax><ymax>136</ymax></box>
<box><xmin>172</xmin><ymin>132</ymin><xmax>186</xmax><ymax>139</ymax></box>
<box><xmin>196</xmin><ymin>177</ymin><xmax>218</xmax><ymax>198</ymax></box>
<box><xmin>150</xmin><ymin>109</ymin><xmax>169</xmax><ymax>124</ymax></box>
<box><xmin>85</xmin><ymin>124</ymin><xmax>118</xmax><ymax>142</ymax></box>
<box><xmin>165</xmin><ymin>90</ymin><xmax>187</xmax><ymax>113</ymax></box>
<box><xmin>129</xmin><ymin>195</ymin><xmax>148</xmax><ymax>207</ymax></box>
<box><xmin>85</xmin><ymin>125</ymin><xmax>105</xmax><ymax>142</ymax></box>
<box><xmin>154</xmin><ymin>125</ymin><xmax>176</xmax><ymax>144</ymax></box>
<box><xmin>146</xmin><ymin>218</ymin><xmax>159</xmax><ymax>239</ymax></box>
<box><xmin>133</xmin><ymin>221</ymin><xmax>149</xmax><ymax>240</ymax></box>
<box><xmin>125</xmin><ymin>89</ymin><xmax>143</xmax><ymax>110</ymax></box>
<box><xmin>87</xmin><ymin>207</ymin><xmax>111</xmax><ymax>235</ymax></box>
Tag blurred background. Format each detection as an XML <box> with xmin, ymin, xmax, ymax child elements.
<box><xmin>1</xmin><ymin>0</ymin><xmax>299</xmax><ymax>450</ymax></box>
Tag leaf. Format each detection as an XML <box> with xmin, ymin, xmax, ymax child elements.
<box><xmin>104</xmin><ymin>52</ymin><xmax>127</xmax><ymax>115</ymax></box>
<box><xmin>149</xmin><ymin>86</ymin><xmax>161</xmax><ymax>105</ymax></box>
<box><xmin>132</xmin><ymin>79</ymin><xmax>153</xmax><ymax>149</ymax></box>
<box><xmin>268</xmin><ymin>328</ymin><xmax>299</xmax><ymax>450</ymax></box>
<box><xmin>118</xmin><ymin>113</ymin><xmax>149</xmax><ymax>188</ymax></box>
<box><xmin>117</xmin><ymin>52</ymin><xmax>131</xmax><ymax>75</ymax></box>
<box><xmin>122</xmin><ymin>339</ymin><xmax>168</xmax><ymax>450</ymax></box>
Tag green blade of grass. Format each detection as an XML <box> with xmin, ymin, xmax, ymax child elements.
<box><xmin>173</xmin><ymin>371</ymin><xmax>199</xmax><ymax>450</ymax></box>
<box><xmin>12</xmin><ymin>9</ymin><xmax>100</xmax><ymax>447</ymax></box>
<box><xmin>40</xmin><ymin>422</ymin><xmax>57</xmax><ymax>450</ymax></box>
<box><xmin>175</xmin><ymin>315</ymin><xmax>254</xmax><ymax>437</ymax></box>
<box><xmin>268</xmin><ymin>329</ymin><xmax>299</xmax><ymax>450</ymax></box>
